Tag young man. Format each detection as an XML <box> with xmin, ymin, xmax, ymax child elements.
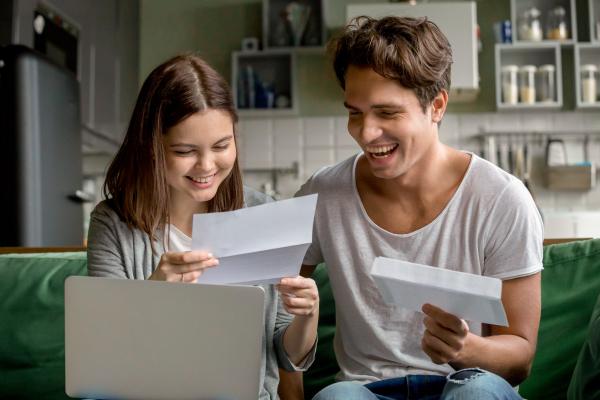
<box><xmin>297</xmin><ymin>16</ymin><xmax>543</xmax><ymax>400</ymax></box>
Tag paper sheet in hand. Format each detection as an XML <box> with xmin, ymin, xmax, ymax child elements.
<box><xmin>192</xmin><ymin>194</ymin><xmax>317</xmax><ymax>285</ymax></box>
<box><xmin>371</xmin><ymin>257</ymin><xmax>508</xmax><ymax>326</ymax></box>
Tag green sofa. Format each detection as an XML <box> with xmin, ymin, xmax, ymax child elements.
<box><xmin>1</xmin><ymin>240</ymin><xmax>599</xmax><ymax>399</ymax></box>
<box><xmin>303</xmin><ymin>239</ymin><xmax>600</xmax><ymax>400</ymax></box>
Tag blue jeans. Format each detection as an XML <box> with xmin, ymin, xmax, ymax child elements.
<box><xmin>311</xmin><ymin>368</ymin><xmax>522</xmax><ymax>400</ymax></box>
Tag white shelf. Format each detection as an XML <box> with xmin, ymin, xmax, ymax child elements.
<box><xmin>590</xmin><ymin>0</ymin><xmax>600</xmax><ymax>42</ymax></box>
<box><xmin>495</xmin><ymin>43</ymin><xmax>563</xmax><ymax>109</ymax></box>
<box><xmin>231</xmin><ymin>50</ymin><xmax>298</xmax><ymax>116</ymax></box>
<box><xmin>511</xmin><ymin>0</ymin><xmax>577</xmax><ymax>43</ymax></box>
<box><xmin>574</xmin><ymin>44</ymin><xmax>600</xmax><ymax>108</ymax></box>
<box><xmin>263</xmin><ymin>0</ymin><xmax>325</xmax><ymax>49</ymax></box>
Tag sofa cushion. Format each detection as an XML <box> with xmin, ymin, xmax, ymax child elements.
<box><xmin>520</xmin><ymin>239</ymin><xmax>600</xmax><ymax>400</ymax></box>
<box><xmin>567</xmin><ymin>292</ymin><xmax>600</xmax><ymax>400</ymax></box>
<box><xmin>0</xmin><ymin>252</ymin><xmax>87</xmax><ymax>400</ymax></box>
<box><xmin>305</xmin><ymin>239</ymin><xmax>600</xmax><ymax>400</ymax></box>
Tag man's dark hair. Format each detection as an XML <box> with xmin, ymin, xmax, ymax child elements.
<box><xmin>329</xmin><ymin>16</ymin><xmax>453</xmax><ymax>112</ymax></box>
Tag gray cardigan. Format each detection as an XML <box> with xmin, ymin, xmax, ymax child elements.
<box><xmin>87</xmin><ymin>187</ymin><xmax>314</xmax><ymax>400</ymax></box>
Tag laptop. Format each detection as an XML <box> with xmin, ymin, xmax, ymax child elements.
<box><xmin>65</xmin><ymin>276</ymin><xmax>265</xmax><ymax>400</ymax></box>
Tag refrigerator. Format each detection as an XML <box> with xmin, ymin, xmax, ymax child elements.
<box><xmin>0</xmin><ymin>45</ymin><xmax>84</xmax><ymax>246</ymax></box>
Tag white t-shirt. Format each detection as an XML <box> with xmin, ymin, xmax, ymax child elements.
<box><xmin>165</xmin><ymin>224</ymin><xmax>192</xmax><ymax>252</ymax></box>
<box><xmin>296</xmin><ymin>152</ymin><xmax>544</xmax><ymax>383</ymax></box>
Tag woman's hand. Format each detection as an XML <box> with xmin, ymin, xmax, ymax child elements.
<box><xmin>277</xmin><ymin>276</ymin><xmax>319</xmax><ymax>316</ymax></box>
<box><xmin>149</xmin><ymin>251</ymin><xmax>219</xmax><ymax>283</ymax></box>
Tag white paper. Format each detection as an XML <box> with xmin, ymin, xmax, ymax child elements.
<box><xmin>192</xmin><ymin>194</ymin><xmax>318</xmax><ymax>285</ymax></box>
<box><xmin>371</xmin><ymin>257</ymin><xmax>508</xmax><ymax>326</ymax></box>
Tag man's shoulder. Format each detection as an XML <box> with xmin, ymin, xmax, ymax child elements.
<box><xmin>297</xmin><ymin>154</ymin><xmax>358</xmax><ymax>196</ymax></box>
<box><xmin>243</xmin><ymin>186</ymin><xmax>274</xmax><ymax>207</ymax></box>
<box><xmin>465</xmin><ymin>154</ymin><xmax>525</xmax><ymax>199</ymax></box>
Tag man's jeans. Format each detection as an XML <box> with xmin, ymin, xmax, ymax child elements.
<box><xmin>311</xmin><ymin>368</ymin><xmax>522</xmax><ymax>400</ymax></box>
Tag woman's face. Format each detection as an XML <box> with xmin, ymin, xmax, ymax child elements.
<box><xmin>163</xmin><ymin>109</ymin><xmax>237</xmax><ymax>211</ymax></box>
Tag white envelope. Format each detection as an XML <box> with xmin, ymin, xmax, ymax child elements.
<box><xmin>371</xmin><ymin>257</ymin><xmax>508</xmax><ymax>326</ymax></box>
<box><xmin>192</xmin><ymin>194</ymin><xmax>318</xmax><ymax>285</ymax></box>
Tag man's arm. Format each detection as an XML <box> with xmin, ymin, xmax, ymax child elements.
<box><xmin>422</xmin><ymin>272</ymin><xmax>541</xmax><ymax>386</ymax></box>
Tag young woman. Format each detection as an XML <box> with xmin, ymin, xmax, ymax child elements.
<box><xmin>86</xmin><ymin>54</ymin><xmax>318</xmax><ymax>399</ymax></box>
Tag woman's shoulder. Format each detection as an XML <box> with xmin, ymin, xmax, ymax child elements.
<box><xmin>91</xmin><ymin>199</ymin><xmax>120</xmax><ymax>221</ymax></box>
<box><xmin>243</xmin><ymin>186</ymin><xmax>273</xmax><ymax>207</ymax></box>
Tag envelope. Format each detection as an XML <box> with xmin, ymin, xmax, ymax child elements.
<box><xmin>192</xmin><ymin>194</ymin><xmax>318</xmax><ymax>285</ymax></box>
<box><xmin>371</xmin><ymin>257</ymin><xmax>508</xmax><ymax>326</ymax></box>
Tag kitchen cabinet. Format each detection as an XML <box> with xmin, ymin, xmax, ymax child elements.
<box><xmin>346</xmin><ymin>2</ymin><xmax>479</xmax><ymax>102</ymax></box>
<box><xmin>9</xmin><ymin>0</ymin><xmax>138</xmax><ymax>152</ymax></box>
<box><xmin>511</xmin><ymin>0</ymin><xmax>577</xmax><ymax>44</ymax></box>
<box><xmin>263</xmin><ymin>0</ymin><xmax>325</xmax><ymax>49</ymax></box>
<box><xmin>495</xmin><ymin>43</ymin><xmax>563</xmax><ymax>109</ymax></box>
<box><xmin>592</xmin><ymin>0</ymin><xmax>600</xmax><ymax>42</ymax></box>
<box><xmin>574</xmin><ymin>44</ymin><xmax>600</xmax><ymax>107</ymax></box>
<box><xmin>496</xmin><ymin>0</ymin><xmax>600</xmax><ymax>110</ymax></box>
<box><xmin>231</xmin><ymin>0</ymin><xmax>324</xmax><ymax>115</ymax></box>
<box><xmin>232</xmin><ymin>50</ymin><xmax>298</xmax><ymax>117</ymax></box>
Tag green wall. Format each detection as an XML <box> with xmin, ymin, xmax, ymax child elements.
<box><xmin>138</xmin><ymin>0</ymin><xmax>532</xmax><ymax>116</ymax></box>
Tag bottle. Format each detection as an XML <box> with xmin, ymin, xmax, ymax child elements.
<box><xmin>501</xmin><ymin>65</ymin><xmax>519</xmax><ymax>104</ymax></box>
<box><xmin>519</xmin><ymin>65</ymin><xmax>537</xmax><ymax>104</ymax></box>
<box><xmin>537</xmin><ymin>64</ymin><xmax>555</xmax><ymax>103</ymax></box>
<box><xmin>546</xmin><ymin>6</ymin><xmax>568</xmax><ymax>40</ymax></box>
<box><xmin>580</xmin><ymin>64</ymin><xmax>598</xmax><ymax>104</ymax></box>
<box><xmin>518</xmin><ymin>7</ymin><xmax>542</xmax><ymax>41</ymax></box>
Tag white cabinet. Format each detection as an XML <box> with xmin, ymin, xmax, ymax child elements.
<box><xmin>511</xmin><ymin>0</ymin><xmax>577</xmax><ymax>44</ymax></box>
<box><xmin>232</xmin><ymin>50</ymin><xmax>298</xmax><ymax>117</ymax></box>
<box><xmin>346</xmin><ymin>2</ymin><xmax>479</xmax><ymax>101</ymax></box>
<box><xmin>574</xmin><ymin>44</ymin><xmax>600</xmax><ymax>108</ymax></box>
<box><xmin>495</xmin><ymin>43</ymin><xmax>563</xmax><ymax>109</ymax></box>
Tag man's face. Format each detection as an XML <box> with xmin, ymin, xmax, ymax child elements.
<box><xmin>344</xmin><ymin>66</ymin><xmax>440</xmax><ymax>180</ymax></box>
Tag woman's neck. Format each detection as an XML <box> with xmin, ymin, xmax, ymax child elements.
<box><xmin>168</xmin><ymin>196</ymin><xmax>208</xmax><ymax>237</ymax></box>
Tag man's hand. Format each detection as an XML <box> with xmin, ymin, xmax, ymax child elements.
<box><xmin>421</xmin><ymin>303</ymin><xmax>469</xmax><ymax>365</ymax></box>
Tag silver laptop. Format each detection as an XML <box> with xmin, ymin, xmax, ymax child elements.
<box><xmin>65</xmin><ymin>276</ymin><xmax>265</xmax><ymax>400</ymax></box>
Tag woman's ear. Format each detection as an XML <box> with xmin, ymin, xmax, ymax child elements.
<box><xmin>431</xmin><ymin>89</ymin><xmax>448</xmax><ymax>123</ymax></box>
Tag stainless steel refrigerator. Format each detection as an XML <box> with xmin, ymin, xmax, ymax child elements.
<box><xmin>0</xmin><ymin>45</ymin><xmax>84</xmax><ymax>246</ymax></box>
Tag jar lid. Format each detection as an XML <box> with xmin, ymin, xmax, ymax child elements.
<box><xmin>501</xmin><ymin>65</ymin><xmax>519</xmax><ymax>72</ymax></box>
<box><xmin>538</xmin><ymin>64</ymin><xmax>555</xmax><ymax>72</ymax></box>
<box><xmin>551</xmin><ymin>6</ymin><xmax>566</xmax><ymax>16</ymax></box>
<box><xmin>581</xmin><ymin>64</ymin><xmax>598</xmax><ymax>72</ymax></box>
<box><xmin>519</xmin><ymin>65</ymin><xmax>537</xmax><ymax>72</ymax></box>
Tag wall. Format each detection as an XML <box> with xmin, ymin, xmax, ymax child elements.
<box><xmin>138</xmin><ymin>0</ymin><xmax>600</xmax><ymax>236</ymax></box>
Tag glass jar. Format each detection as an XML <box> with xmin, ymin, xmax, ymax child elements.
<box><xmin>518</xmin><ymin>7</ymin><xmax>542</xmax><ymax>41</ymax></box>
<box><xmin>519</xmin><ymin>65</ymin><xmax>537</xmax><ymax>104</ymax></box>
<box><xmin>580</xmin><ymin>64</ymin><xmax>598</xmax><ymax>104</ymax></box>
<box><xmin>537</xmin><ymin>64</ymin><xmax>555</xmax><ymax>103</ymax></box>
<box><xmin>546</xmin><ymin>6</ymin><xmax>569</xmax><ymax>40</ymax></box>
<box><xmin>501</xmin><ymin>65</ymin><xmax>519</xmax><ymax>104</ymax></box>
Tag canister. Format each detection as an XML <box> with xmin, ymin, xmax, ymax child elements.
<box><xmin>519</xmin><ymin>65</ymin><xmax>537</xmax><ymax>104</ymax></box>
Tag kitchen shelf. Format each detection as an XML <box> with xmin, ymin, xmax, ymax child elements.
<box><xmin>591</xmin><ymin>0</ymin><xmax>600</xmax><ymax>42</ymax></box>
<box><xmin>495</xmin><ymin>43</ymin><xmax>563</xmax><ymax>110</ymax></box>
<box><xmin>231</xmin><ymin>50</ymin><xmax>298</xmax><ymax>117</ymax></box>
<box><xmin>263</xmin><ymin>0</ymin><xmax>325</xmax><ymax>49</ymax></box>
<box><xmin>574</xmin><ymin>44</ymin><xmax>600</xmax><ymax>108</ymax></box>
<box><xmin>511</xmin><ymin>0</ymin><xmax>577</xmax><ymax>44</ymax></box>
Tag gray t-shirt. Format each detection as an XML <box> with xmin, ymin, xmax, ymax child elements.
<box><xmin>87</xmin><ymin>187</ymin><xmax>315</xmax><ymax>400</ymax></box>
<box><xmin>296</xmin><ymin>153</ymin><xmax>543</xmax><ymax>383</ymax></box>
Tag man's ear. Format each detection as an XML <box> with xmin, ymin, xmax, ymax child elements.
<box><xmin>431</xmin><ymin>90</ymin><xmax>448</xmax><ymax>123</ymax></box>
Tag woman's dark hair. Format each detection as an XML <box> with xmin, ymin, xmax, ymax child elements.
<box><xmin>103</xmin><ymin>54</ymin><xmax>244</xmax><ymax>241</ymax></box>
<box><xmin>329</xmin><ymin>16</ymin><xmax>453</xmax><ymax>112</ymax></box>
